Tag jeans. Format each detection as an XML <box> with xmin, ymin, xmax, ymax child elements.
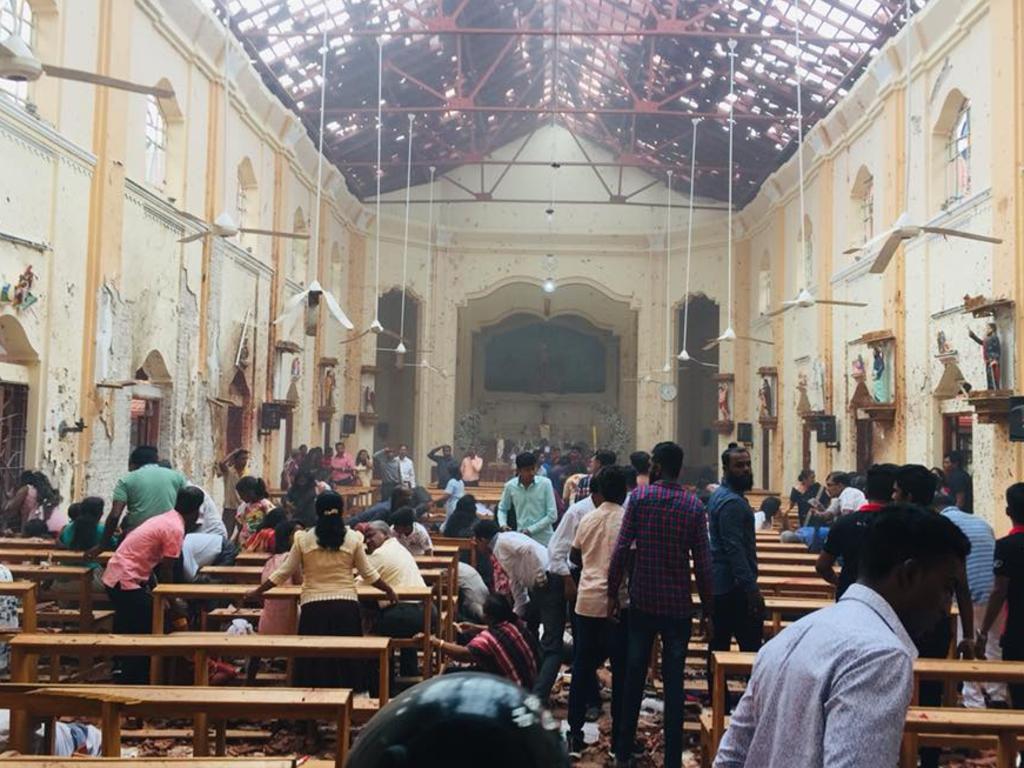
<box><xmin>377</xmin><ymin>602</ymin><xmax>437</xmax><ymax>677</ymax></box>
<box><xmin>106</xmin><ymin>584</ymin><xmax>153</xmax><ymax>684</ymax></box>
<box><xmin>568</xmin><ymin>613</ymin><xmax>627</xmax><ymax>735</ymax></box>
<box><xmin>711</xmin><ymin>587</ymin><xmax>764</xmax><ymax>653</ymax></box>
<box><xmin>916</xmin><ymin>615</ymin><xmax>953</xmax><ymax>768</ymax></box>
<box><xmin>616</xmin><ymin>609</ymin><xmax>692</xmax><ymax>768</ymax></box>
<box><xmin>526</xmin><ymin>574</ymin><xmax>566</xmax><ymax>702</ymax></box>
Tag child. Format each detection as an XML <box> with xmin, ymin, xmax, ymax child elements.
<box><xmin>243</xmin><ymin>507</ymin><xmax>287</xmax><ymax>553</ymax></box>
<box><xmin>391</xmin><ymin>506</ymin><xmax>433</xmax><ymax>556</ymax></box>
<box><xmin>57</xmin><ymin>497</ymin><xmax>109</xmax><ymax>590</ymax></box>
<box><xmin>233</xmin><ymin>477</ymin><xmax>273</xmax><ymax>548</ymax></box>
<box><xmin>247</xmin><ymin>520</ymin><xmax>301</xmax><ymax>683</ymax></box>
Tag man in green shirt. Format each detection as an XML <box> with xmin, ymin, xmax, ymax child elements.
<box><xmin>497</xmin><ymin>452</ymin><xmax>558</xmax><ymax>546</ymax></box>
<box><xmin>96</xmin><ymin>446</ymin><xmax>186</xmax><ymax>552</ymax></box>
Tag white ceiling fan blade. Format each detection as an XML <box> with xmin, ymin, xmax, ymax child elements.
<box><xmin>921</xmin><ymin>226</ymin><xmax>1002</xmax><ymax>245</ymax></box>
<box><xmin>703</xmin><ymin>338</ymin><xmax>721</xmax><ymax>352</ymax></box>
<box><xmin>869</xmin><ymin>231</ymin><xmax>904</xmax><ymax>274</ymax></box>
<box><xmin>41</xmin><ymin>64</ymin><xmax>174</xmax><ymax>98</ymax></box>
<box><xmin>816</xmin><ymin>299</ymin><xmax>868</xmax><ymax>308</ymax></box>
<box><xmin>735</xmin><ymin>335</ymin><xmax>774</xmax><ymax>346</ymax></box>
<box><xmin>177</xmin><ymin>231</ymin><xmax>208</xmax><ymax>245</ymax></box>
<box><xmin>322</xmin><ymin>290</ymin><xmax>355</xmax><ymax>330</ymax></box>
<box><xmin>238</xmin><ymin>228</ymin><xmax>309</xmax><ymax>240</ymax></box>
<box><xmin>272</xmin><ymin>290</ymin><xmax>309</xmax><ymax>325</ymax></box>
<box><xmin>767</xmin><ymin>304</ymin><xmax>795</xmax><ymax>318</ymax></box>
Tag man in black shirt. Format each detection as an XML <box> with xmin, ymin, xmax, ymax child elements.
<box><xmin>816</xmin><ymin>463</ymin><xmax>897</xmax><ymax>598</ymax></box>
<box><xmin>978</xmin><ymin>483</ymin><xmax>1024</xmax><ymax>709</ymax></box>
<box><xmin>943</xmin><ymin>450</ymin><xmax>973</xmax><ymax>513</ymax></box>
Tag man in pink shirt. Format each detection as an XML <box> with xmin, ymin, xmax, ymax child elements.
<box><xmin>102</xmin><ymin>486</ymin><xmax>203</xmax><ymax>683</ymax></box>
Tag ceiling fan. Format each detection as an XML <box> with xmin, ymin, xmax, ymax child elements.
<box><xmin>179</xmin><ymin>20</ymin><xmax>306</xmax><ymax>245</ymax></box>
<box><xmin>0</xmin><ymin>34</ymin><xmax>174</xmax><ymax>98</ymax></box>
<box><xmin>842</xmin><ymin>211</ymin><xmax>1001</xmax><ymax>274</ymax></box>
<box><xmin>273</xmin><ymin>280</ymin><xmax>354</xmax><ymax>334</ymax></box>
<box><xmin>770</xmin><ymin>287</ymin><xmax>867</xmax><ymax>317</ymax></box>
<box><xmin>842</xmin><ymin>0</ymin><xmax>1000</xmax><ymax>274</ymax></box>
<box><xmin>704</xmin><ymin>40</ymin><xmax>772</xmax><ymax>353</ymax></box>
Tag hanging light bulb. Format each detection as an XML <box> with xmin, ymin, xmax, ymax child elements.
<box><xmin>543</xmin><ymin>277</ymin><xmax>556</xmax><ymax>294</ymax></box>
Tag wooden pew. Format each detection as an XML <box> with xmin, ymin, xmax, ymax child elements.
<box><xmin>903</xmin><ymin>708</ymin><xmax>1024</xmax><ymax>768</ymax></box>
<box><xmin>0</xmin><ymin>581</ymin><xmax>37</xmax><ymax>635</ymax></box>
<box><xmin>430</xmin><ymin>535</ymin><xmax>477</xmax><ymax>568</ymax></box>
<box><xmin>1</xmin><ymin>683</ymin><xmax>351</xmax><ymax>766</ymax></box>
<box><xmin>149</xmin><ymin>583</ymin><xmax>435</xmax><ymax>681</ymax></box>
<box><xmin>3</xmin><ymin>564</ymin><xmax>104</xmax><ymax>632</ymax></box>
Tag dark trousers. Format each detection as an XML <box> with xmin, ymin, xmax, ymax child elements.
<box><xmin>525</xmin><ymin>574</ymin><xmax>566</xmax><ymax>702</ymax></box>
<box><xmin>568</xmin><ymin>613</ymin><xmax>627</xmax><ymax>735</ymax></box>
<box><xmin>378</xmin><ymin>602</ymin><xmax>437</xmax><ymax>677</ymax></box>
<box><xmin>711</xmin><ymin>587</ymin><xmax>764</xmax><ymax>653</ymax></box>
<box><xmin>616</xmin><ymin>609</ymin><xmax>692</xmax><ymax>768</ymax></box>
<box><xmin>106</xmin><ymin>584</ymin><xmax>153</xmax><ymax>684</ymax></box>
<box><xmin>916</xmin><ymin>616</ymin><xmax>953</xmax><ymax>768</ymax></box>
<box><xmin>464</xmin><ymin>480</ymin><xmax>480</xmax><ymax>487</ymax></box>
<box><xmin>1003</xmin><ymin>640</ymin><xmax>1024</xmax><ymax>762</ymax></box>
<box><xmin>380</xmin><ymin>481</ymin><xmax>397</xmax><ymax>503</ymax></box>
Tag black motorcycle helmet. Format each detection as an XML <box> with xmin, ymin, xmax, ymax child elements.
<box><xmin>346</xmin><ymin>672</ymin><xmax>568</xmax><ymax>768</ymax></box>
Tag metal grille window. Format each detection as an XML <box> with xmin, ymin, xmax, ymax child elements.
<box><xmin>944</xmin><ymin>100</ymin><xmax>971</xmax><ymax>208</ymax></box>
<box><xmin>0</xmin><ymin>0</ymin><xmax>33</xmax><ymax>105</ymax></box>
<box><xmin>0</xmin><ymin>382</ymin><xmax>28</xmax><ymax>504</ymax></box>
<box><xmin>144</xmin><ymin>95</ymin><xmax>168</xmax><ymax>188</ymax></box>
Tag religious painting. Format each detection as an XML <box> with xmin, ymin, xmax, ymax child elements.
<box><xmin>483</xmin><ymin>320</ymin><xmax>607</xmax><ymax>394</ymax></box>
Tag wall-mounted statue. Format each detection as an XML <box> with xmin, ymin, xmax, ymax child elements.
<box><xmin>969</xmin><ymin>322</ymin><xmax>1002</xmax><ymax>390</ymax></box>
<box><xmin>809</xmin><ymin>358</ymin><xmax>826</xmax><ymax>412</ymax></box>
<box><xmin>363</xmin><ymin>385</ymin><xmax>376</xmax><ymax>413</ymax></box>
<box><xmin>936</xmin><ymin>330</ymin><xmax>953</xmax><ymax>356</ymax></box>
<box><xmin>851</xmin><ymin>353</ymin><xmax>866</xmax><ymax>380</ymax></box>
<box><xmin>321</xmin><ymin>366</ymin><xmax>336</xmax><ymax>410</ymax></box>
<box><xmin>872</xmin><ymin>346</ymin><xmax>891</xmax><ymax>403</ymax></box>
<box><xmin>717</xmin><ymin>381</ymin><xmax>731</xmax><ymax>422</ymax></box>
<box><xmin>758</xmin><ymin>377</ymin><xmax>773</xmax><ymax>419</ymax></box>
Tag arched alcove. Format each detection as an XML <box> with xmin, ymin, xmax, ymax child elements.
<box><xmin>676</xmin><ymin>294</ymin><xmax>720</xmax><ymax>483</ymax></box>
<box><xmin>290</xmin><ymin>207</ymin><xmax>308</xmax><ymax>283</ymax></box>
<box><xmin>456</xmin><ymin>281</ymin><xmax>637</xmax><ymax>463</ymax></box>
<box><xmin>373</xmin><ymin>288</ymin><xmax>421</xmax><ymax>453</ymax></box>
<box><xmin>0</xmin><ymin>314</ymin><xmax>39</xmax><ymax>499</ymax></box>
<box><xmin>131</xmin><ymin>349</ymin><xmax>171</xmax><ymax>452</ymax></box>
<box><xmin>225</xmin><ymin>368</ymin><xmax>251</xmax><ymax>453</ymax></box>
<box><xmin>236</xmin><ymin>156</ymin><xmax>258</xmax><ymax>240</ymax></box>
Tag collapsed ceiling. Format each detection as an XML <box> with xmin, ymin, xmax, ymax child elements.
<box><xmin>215</xmin><ymin>0</ymin><xmax>924</xmax><ymax>206</ymax></box>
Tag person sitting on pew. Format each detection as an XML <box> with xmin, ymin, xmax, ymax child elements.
<box><xmin>101</xmin><ymin>486</ymin><xmax>204</xmax><ymax>684</ymax></box>
<box><xmin>714</xmin><ymin>505</ymin><xmax>970</xmax><ymax>768</ymax></box>
<box><xmin>457</xmin><ymin>561</ymin><xmax>488</xmax><ymax>621</ymax></box>
<box><xmin>363</xmin><ymin>520</ymin><xmax>434</xmax><ymax>682</ymax></box>
<box><xmin>424</xmin><ymin>593</ymin><xmax>540</xmax><ymax>689</ymax></box>
<box><xmin>243</xmin><ymin>506</ymin><xmax>287</xmax><ymax>553</ymax></box>
<box><xmin>349</xmin><ymin>486</ymin><xmax>412</xmax><ymax>527</ymax></box>
<box><xmin>246</xmin><ymin>492</ymin><xmax>397</xmax><ymax>688</ymax></box>
<box><xmin>56</xmin><ymin>496</ymin><xmax>110</xmax><ymax>593</ymax></box>
<box><xmin>391</xmin><ymin>506</ymin><xmax>434</xmax><ymax>556</ymax></box>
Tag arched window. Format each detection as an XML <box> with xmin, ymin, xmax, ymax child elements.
<box><xmin>850</xmin><ymin>167</ymin><xmax>874</xmax><ymax>246</ymax></box>
<box><xmin>144</xmin><ymin>95</ymin><xmax>168</xmax><ymax>188</ymax></box>
<box><xmin>757</xmin><ymin>250</ymin><xmax>771</xmax><ymax>317</ymax></box>
<box><xmin>235</xmin><ymin>157</ymin><xmax>257</xmax><ymax>242</ymax></box>
<box><xmin>944</xmin><ymin>100</ymin><xmax>971</xmax><ymax>208</ymax></box>
<box><xmin>800</xmin><ymin>215</ymin><xmax>813</xmax><ymax>290</ymax></box>
<box><xmin>290</xmin><ymin>207</ymin><xmax>308</xmax><ymax>282</ymax></box>
<box><xmin>0</xmin><ymin>0</ymin><xmax>33</xmax><ymax>105</ymax></box>
<box><xmin>331</xmin><ymin>241</ymin><xmax>344</xmax><ymax>294</ymax></box>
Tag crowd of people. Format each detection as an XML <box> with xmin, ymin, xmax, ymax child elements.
<box><xmin>4</xmin><ymin>435</ymin><xmax>1023</xmax><ymax>768</ymax></box>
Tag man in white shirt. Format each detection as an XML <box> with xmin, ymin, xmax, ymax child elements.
<box><xmin>714</xmin><ymin>505</ymin><xmax>970</xmax><ymax>768</ymax></box>
<box><xmin>397</xmin><ymin>444</ymin><xmax>416</xmax><ymax>488</ymax></box>
<box><xmin>822</xmin><ymin>471</ymin><xmax>866</xmax><ymax>521</ymax></box>
<box><xmin>474</xmin><ymin>519</ymin><xmax>562</xmax><ymax>702</ymax></box>
<box><xmin>192</xmin><ymin>485</ymin><xmax>228</xmax><ymax>539</ymax></box>
<box><xmin>390</xmin><ymin>506</ymin><xmax>433</xmax><ymax>556</ymax></box>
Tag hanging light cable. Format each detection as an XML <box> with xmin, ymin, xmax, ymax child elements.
<box><xmin>369</xmin><ymin>36</ymin><xmax>384</xmax><ymax>333</ymax></box>
<box><xmin>662</xmin><ymin>170</ymin><xmax>673</xmax><ymax>373</ymax></box>
<box><xmin>311</xmin><ymin>29</ymin><xmax>328</xmax><ymax>277</ymax></box>
<box><xmin>678</xmin><ymin>117</ymin><xmax>701</xmax><ymax>362</ymax></box>
<box><xmin>395</xmin><ymin>113</ymin><xmax>415</xmax><ymax>356</ymax></box>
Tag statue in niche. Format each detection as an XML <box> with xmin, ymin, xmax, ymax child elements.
<box><xmin>809</xmin><ymin>358</ymin><xmax>826</xmax><ymax>412</ymax></box>
<box><xmin>363</xmin><ymin>385</ymin><xmax>376</xmax><ymax>413</ymax></box>
<box><xmin>290</xmin><ymin>357</ymin><xmax>302</xmax><ymax>381</ymax></box>
<box><xmin>758</xmin><ymin>377</ymin><xmax>773</xmax><ymax>418</ymax></box>
<box><xmin>969</xmin><ymin>322</ymin><xmax>1002</xmax><ymax>390</ymax></box>
<box><xmin>936</xmin><ymin>330</ymin><xmax>953</xmax><ymax>356</ymax></box>
<box><xmin>321</xmin><ymin>366</ymin><xmax>336</xmax><ymax>410</ymax></box>
<box><xmin>851</xmin><ymin>354</ymin><xmax>866</xmax><ymax>380</ymax></box>
<box><xmin>717</xmin><ymin>382</ymin><xmax>731</xmax><ymax>422</ymax></box>
<box><xmin>872</xmin><ymin>346</ymin><xmax>891</xmax><ymax>403</ymax></box>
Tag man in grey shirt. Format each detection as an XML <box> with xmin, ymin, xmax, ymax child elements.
<box><xmin>714</xmin><ymin>505</ymin><xmax>970</xmax><ymax>768</ymax></box>
<box><xmin>374</xmin><ymin>447</ymin><xmax>403</xmax><ymax>502</ymax></box>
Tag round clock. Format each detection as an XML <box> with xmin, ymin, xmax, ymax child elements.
<box><xmin>659</xmin><ymin>382</ymin><xmax>678</xmax><ymax>402</ymax></box>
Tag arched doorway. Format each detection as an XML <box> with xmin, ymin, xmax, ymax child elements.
<box><xmin>225</xmin><ymin>369</ymin><xmax>252</xmax><ymax>453</ymax></box>
<box><xmin>131</xmin><ymin>350</ymin><xmax>171</xmax><ymax>453</ymax></box>
<box><xmin>373</xmin><ymin>289</ymin><xmax>420</xmax><ymax>452</ymax></box>
<box><xmin>676</xmin><ymin>295</ymin><xmax>720</xmax><ymax>483</ymax></box>
<box><xmin>0</xmin><ymin>315</ymin><xmax>39</xmax><ymax>500</ymax></box>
